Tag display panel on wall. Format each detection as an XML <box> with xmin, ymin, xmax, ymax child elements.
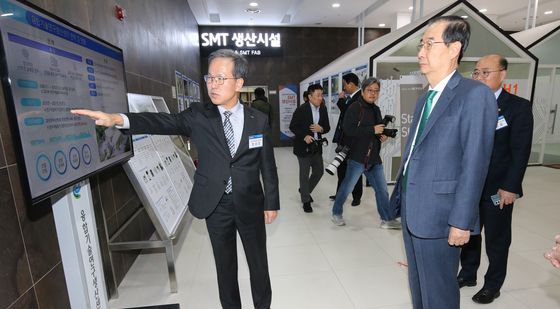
<box><xmin>0</xmin><ymin>0</ymin><xmax>132</xmax><ymax>204</ymax></box>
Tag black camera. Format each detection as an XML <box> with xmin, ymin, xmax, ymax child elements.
<box><xmin>308</xmin><ymin>137</ymin><xmax>328</xmax><ymax>154</ymax></box>
<box><xmin>380</xmin><ymin>115</ymin><xmax>398</xmax><ymax>138</ymax></box>
<box><xmin>325</xmin><ymin>145</ymin><xmax>350</xmax><ymax>175</ymax></box>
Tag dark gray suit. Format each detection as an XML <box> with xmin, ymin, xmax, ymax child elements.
<box><xmin>125</xmin><ymin>101</ymin><xmax>279</xmax><ymax>309</ymax></box>
<box><xmin>392</xmin><ymin>72</ymin><xmax>497</xmax><ymax>308</ymax></box>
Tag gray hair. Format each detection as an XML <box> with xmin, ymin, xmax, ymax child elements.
<box><xmin>208</xmin><ymin>49</ymin><xmax>248</xmax><ymax>79</ymax></box>
<box><xmin>361</xmin><ymin>77</ymin><xmax>380</xmax><ymax>91</ymax></box>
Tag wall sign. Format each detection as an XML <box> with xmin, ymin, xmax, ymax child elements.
<box><xmin>199</xmin><ymin>30</ymin><xmax>282</xmax><ymax>57</ymax></box>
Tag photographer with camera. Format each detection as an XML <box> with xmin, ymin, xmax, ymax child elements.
<box><xmin>290</xmin><ymin>84</ymin><xmax>330</xmax><ymax>213</ymax></box>
<box><xmin>330</xmin><ymin>77</ymin><xmax>400</xmax><ymax>228</ymax></box>
<box><xmin>329</xmin><ymin>73</ymin><xmax>364</xmax><ymax>206</ymax></box>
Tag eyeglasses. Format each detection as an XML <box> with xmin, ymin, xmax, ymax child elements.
<box><xmin>364</xmin><ymin>89</ymin><xmax>380</xmax><ymax>94</ymax></box>
<box><xmin>204</xmin><ymin>75</ymin><xmax>238</xmax><ymax>85</ymax></box>
<box><xmin>417</xmin><ymin>39</ymin><xmax>447</xmax><ymax>51</ymax></box>
<box><xmin>471</xmin><ymin>69</ymin><xmax>504</xmax><ymax>79</ymax></box>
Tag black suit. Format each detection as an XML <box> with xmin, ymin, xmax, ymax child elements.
<box><xmin>333</xmin><ymin>92</ymin><xmax>363</xmax><ymax>200</ymax></box>
<box><xmin>290</xmin><ymin>102</ymin><xmax>330</xmax><ymax>203</ymax></box>
<box><xmin>459</xmin><ymin>89</ymin><xmax>533</xmax><ymax>292</ymax></box>
<box><xmin>125</xmin><ymin>101</ymin><xmax>279</xmax><ymax>309</ymax></box>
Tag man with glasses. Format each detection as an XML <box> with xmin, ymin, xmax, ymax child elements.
<box><xmin>458</xmin><ymin>54</ymin><xmax>533</xmax><ymax>304</ymax></box>
<box><xmin>330</xmin><ymin>77</ymin><xmax>399</xmax><ymax>227</ymax></box>
<box><xmin>390</xmin><ymin>16</ymin><xmax>497</xmax><ymax>308</ymax></box>
<box><xmin>72</xmin><ymin>49</ymin><xmax>279</xmax><ymax>309</ymax></box>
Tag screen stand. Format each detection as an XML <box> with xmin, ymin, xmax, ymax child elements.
<box><xmin>52</xmin><ymin>179</ymin><xmax>109</xmax><ymax>309</ymax></box>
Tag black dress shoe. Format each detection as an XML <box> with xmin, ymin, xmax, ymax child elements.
<box><xmin>457</xmin><ymin>276</ymin><xmax>476</xmax><ymax>288</ymax></box>
<box><xmin>303</xmin><ymin>202</ymin><xmax>313</xmax><ymax>213</ymax></box>
<box><xmin>351</xmin><ymin>199</ymin><xmax>361</xmax><ymax>206</ymax></box>
<box><xmin>472</xmin><ymin>288</ymin><xmax>500</xmax><ymax>304</ymax></box>
<box><xmin>329</xmin><ymin>195</ymin><xmax>336</xmax><ymax>201</ymax></box>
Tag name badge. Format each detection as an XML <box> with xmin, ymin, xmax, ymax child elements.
<box><xmin>496</xmin><ymin>115</ymin><xmax>508</xmax><ymax>130</ymax></box>
<box><xmin>249</xmin><ymin>134</ymin><xmax>263</xmax><ymax>149</ymax></box>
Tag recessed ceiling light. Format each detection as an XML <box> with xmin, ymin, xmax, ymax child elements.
<box><xmin>479</xmin><ymin>8</ymin><xmax>487</xmax><ymax>13</ymax></box>
<box><xmin>379</xmin><ymin>23</ymin><xmax>386</xmax><ymax>27</ymax></box>
<box><xmin>332</xmin><ymin>3</ymin><xmax>340</xmax><ymax>8</ymax></box>
<box><xmin>461</xmin><ymin>15</ymin><xmax>468</xmax><ymax>19</ymax></box>
<box><xmin>408</xmin><ymin>6</ymin><xmax>413</xmax><ymax>11</ymax></box>
<box><xmin>544</xmin><ymin>10</ymin><xmax>553</xmax><ymax>15</ymax></box>
<box><xmin>249</xmin><ymin>2</ymin><xmax>258</xmax><ymax>7</ymax></box>
<box><xmin>245</xmin><ymin>8</ymin><xmax>261</xmax><ymax>14</ymax></box>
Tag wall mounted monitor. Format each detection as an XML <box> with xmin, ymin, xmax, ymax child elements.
<box><xmin>0</xmin><ymin>0</ymin><xmax>132</xmax><ymax>204</ymax></box>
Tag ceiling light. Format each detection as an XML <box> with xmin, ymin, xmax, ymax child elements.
<box><xmin>461</xmin><ymin>15</ymin><xmax>468</xmax><ymax>19</ymax></box>
<box><xmin>544</xmin><ymin>10</ymin><xmax>553</xmax><ymax>15</ymax></box>
<box><xmin>249</xmin><ymin>2</ymin><xmax>258</xmax><ymax>7</ymax></box>
<box><xmin>408</xmin><ymin>6</ymin><xmax>413</xmax><ymax>11</ymax></box>
<box><xmin>332</xmin><ymin>3</ymin><xmax>340</xmax><ymax>8</ymax></box>
<box><xmin>479</xmin><ymin>8</ymin><xmax>487</xmax><ymax>13</ymax></box>
<box><xmin>245</xmin><ymin>8</ymin><xmax>261</xmax><ymax>14</ymax></box>
<box><xmin>1</xmin><ymin>12</ymin><xmax>14</xmax><ymax>17</ymax></box>
<box><xmin>379</xmin><ymin>23</ymin><xmax>386</xmax><ymax>27</ymax></box>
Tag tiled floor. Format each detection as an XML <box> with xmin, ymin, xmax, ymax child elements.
<box><xmin>109</xmin><ymin>147</ymin><xmax>560</xmax><ymax>309</ymax></box>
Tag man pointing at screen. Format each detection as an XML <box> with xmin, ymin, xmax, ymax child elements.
<box><xmin>72</xmin><ymin>49</ymin><xmax>279</xmax><ymax>309</ymax></box>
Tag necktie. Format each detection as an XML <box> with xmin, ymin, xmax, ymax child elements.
<box><xmin>223</xmin><ymin>111</ymin><xmax>235</xmax><ymax>193</ymax></box>
<box><xmin>415</xmin><ymin>90</ymin><xmax>437</xmax><ymax>143</ymax></box>
<box><xmin>402</xmin><ymin>90</ymin><xmax>437</xmax><ymax>192</ymax></box>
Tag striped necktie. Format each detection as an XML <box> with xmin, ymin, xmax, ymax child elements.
<box><xmin>223</xmin><ymin>111</ymin><xmax>235</xmax><ymax>193</ymax></box>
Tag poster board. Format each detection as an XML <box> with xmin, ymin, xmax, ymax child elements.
<box><xmin>0</xmin><ymin>0</ymin><xmax>132</xmax><ymax>204</ymax></box>
<box><xmin>124</xmin><ymin>93</ymin><xmax>193</xmax><ymax>236</ymax></box>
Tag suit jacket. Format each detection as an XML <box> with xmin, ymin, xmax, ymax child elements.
<box><xmin>392</xmin><ymin>72</ymin><xmax>497</xmax><ymax>238</ymax></box>
<box><xmin>333</xmin><ymin>91</ymin><xmax>360</xmax><ymax>144</ymax></box>
<box><xmin>289</xmin><ymin>102</ymin><xmax>330</xmax><ymax>157</ymax></box>
<box><xmin>481</xmin><ymin>90</ymin><xmax>533</xmax><ymax>201</ymax></box>
<box><xmin>124</xmin><ymin>101</ymin><xmax>280</xmax><ymax>220</ymax></box>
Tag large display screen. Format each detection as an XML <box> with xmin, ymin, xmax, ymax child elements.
<box><xmin>0</xmin><ymin>0</ymin><xmax>132</xmax><ymax>204</ymax></box>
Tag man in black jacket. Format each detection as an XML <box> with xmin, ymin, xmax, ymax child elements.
<box><xmin>290</xmin><ymin>84</ymin><xmax>330</xmax><ymax>213</ymax></box>
<box><xmin>330</xmin><ymin>73</ymin><xmax>363</xmax><ymax>205</ymax></box>
<box><xmin>72</xmin><ymin>49</ymin><xmax>279</xmax><ymax>309</ymax></box>
<box><xmin>458</xmin><ymin>54</ymin><xmax>533</xmax><ymax>305</ymax></box>
<box><xmin>330</xmin><ymin>77</ymin><xmax>399</xmax><ymax>228</ymax></box>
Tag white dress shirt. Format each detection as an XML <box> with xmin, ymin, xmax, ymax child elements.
<box><xmin>310</xmin><ymin>103</ymin><xmax>321</xmax><ymax>139</ymax></box>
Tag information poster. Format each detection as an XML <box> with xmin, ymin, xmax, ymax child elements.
<box><xmin>354</xmin><ymin>64</ymin><xmax>368</xmax><ymax>84</ymax></box>
<box><xmin>125</xmin><ymin>93</ymin><xmax>193</xmax><ymax>236</ymax></box>
<box><xmin>0</xmin><ymin>0</ymin><xmax>132</xmax><ymax>203</ymax></box>
<box><xmin>279</xmin><ymin>84</ymin><xmax>297</xmax><ymax>140</ymax></box>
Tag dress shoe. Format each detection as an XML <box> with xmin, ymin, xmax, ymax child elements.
<box><xmin>457</xmin><ymin>276</ymin><xmax>476</xmax><ymax>288</ymax></box>
<box><xmin>329</xmin><ymin>195</ymin><xmax>336</xmax><ymax>201</ymax></box>
<box><xmin>351</xmin><ymin>199</ymin><xmax>361</xmax><ymax>206</ymax></box>
<box><xmin>472</xmin><ymin>288</ymin><xmax>500</xmax><ymax>304</ymax></box>
<box><xmin>303</xmin><ymin>202</ymin><xmax>313</xmax><ymax>213</ymax></box>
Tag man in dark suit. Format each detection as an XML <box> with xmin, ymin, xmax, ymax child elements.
<box><xmin>72</xmin><ymin>49</ymin><xmax>279</xmax><ymax>309</ymax></box>
<box><xmin>458</xmin><ymin>54</ymin><xmax>533</xmax><ymax>304</ymax></box>
<box><xmin>390</xmin><ymin>16</ymin><xmax>497</xmax><ymax>308</ymax></box>
<box><xmin>330</xmin><ymin>73</ymin><xmax>363</xmax><ymax>206</ymax></box>
<box><xmin>289</xmin><ymin>84</ymin><xmax>330</xmax><ymax>213</ymax></box>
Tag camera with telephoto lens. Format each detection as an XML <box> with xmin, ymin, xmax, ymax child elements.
<box><xmin>308</xmin><ymin>137</ymin><xmax>328</xmax><ymax>155</ymax></box>
<box><xmin>380</xmin><ymin>115</ymin><xmax>398</xmax><ymax>138</ymax></box>
<box><xmin>325</xmin><ymin>145</ymin><xmax>350</xmax><ymax>175</ymax></box>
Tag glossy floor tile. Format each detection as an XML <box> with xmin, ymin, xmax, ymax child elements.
<box><xmin>109</xmin><ymin>147</ymin><xmax>560</xmax><ymax>309</ymax></box>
